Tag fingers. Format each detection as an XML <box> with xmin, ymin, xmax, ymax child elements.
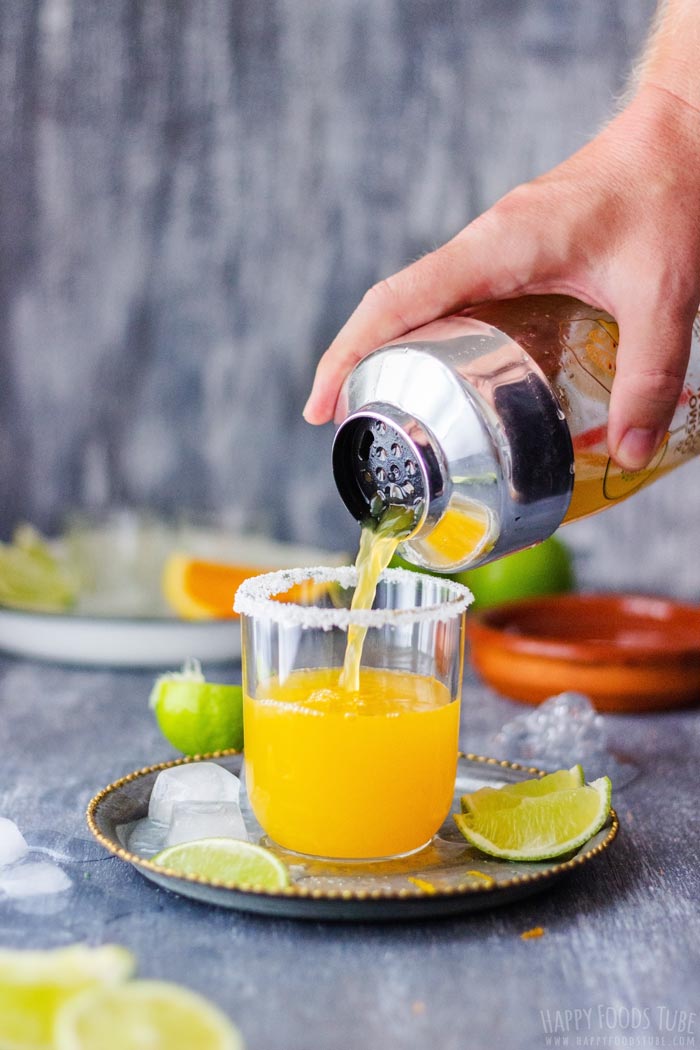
<box><xmin>303</xmin><ymin>206</ymin><xmax>535</xmax><ymax>425</ymax></box>
<box><xmin>607</xmin><ymin>298</ymin><xmax>694</xmax><ymax>470</ymax></box>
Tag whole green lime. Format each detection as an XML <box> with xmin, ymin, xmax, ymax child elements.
<box><xmin>388</xmin><ymin>551</ymin><xmax>425</xmax><ymax>574</ymax></box>
<box><xmin>452</xmin><ymin>534</ymin><xmax>575</xmax><ymax>609</ymax></box>
<box><xmin>390</xmin><ymin>534</ymin><xmax>575</xmax><ymax>610</ymax></box>
<box><xmin>150</xmin><ymin>678</ymin><xmax>243</xmax><ymax>756</ymax></box>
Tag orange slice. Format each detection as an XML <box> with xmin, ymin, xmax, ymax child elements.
<box><xmin>162</xmin><ymin>551</ymin><xmax>343</xmax><ymax>620</ymax></box>
<box><xmin>162</xmin><ymin>554</ymin><xmax>269</xmax><ymax>620</ymax></box>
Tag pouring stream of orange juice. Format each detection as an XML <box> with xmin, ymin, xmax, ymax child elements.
<box><xmin>243</xmin><ymin>502</ymin><xmax>478</xmax><ymax>859</ymax></box>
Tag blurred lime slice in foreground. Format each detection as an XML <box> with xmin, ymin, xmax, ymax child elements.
<box><xmin>454</xmin><ymin>775</ymin><xmax>611</xmax><ymax>861</ymax></box>
<box><xmin>0</xmin><ymin>944</ymin><xmax>134</xmax><ymax>1050</ymax></box>
<box><xmin>54</xmin><ymin>980</ymin><xmax>244</xmax><ymax>1050</ymax></box>
<box><xmin>460</xmin><ymin>765</ymin><xmax>585</xmax><ymax>815</ymax></box>
<box><xmin>152</xmin><ymin>837</ymin><xmax>290</xmax><ymax>890</ymax></box>
<box><xmin>0</xmin><ymin>525</ymin><xmax>79</xmax><ymax>613</ymax></box>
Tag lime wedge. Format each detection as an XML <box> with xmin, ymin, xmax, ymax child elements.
<box><xmin>149</xmin><ymin>659</ymin><xmax>243</xmax><ymax>755</ymax></box>
<box><xmin>53</xmin><ymin>980</ymin><xmax>244</xmax><ymax>1050</ymax></box>
<box><xmin>0</xmin><ymin>526</ymin><xmax>78</xmax><ymax>613</ymax></box>
<box><xmin>0</xmin><ymin>944</ymin><xmax>134</xmax><ymax>1050</ymax></box>
<box><xmin>454</xmin><ymin>776</ymin><xmax>612</xmax><ymax>861</ymax></box>
<box><xmin>461</xmin><ymin>765</ymin><xmax>585</xmax><ymax>815</ymax></box>
<box><xmin>151</xmin><ymin>838</ymin><xmax>290</xmax><ymax>890</ymax></box>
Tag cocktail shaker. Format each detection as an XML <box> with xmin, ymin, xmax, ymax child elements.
<box><xmin>332</xmin><ymin>295</ymin><xmax>700</xmax><ymax>571</ymax></box>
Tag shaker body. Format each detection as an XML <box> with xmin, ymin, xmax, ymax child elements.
<box><xmin>333</xmin><ymin>295</ymin><xmax>700</xmax><ymax>571</ymax></box>
<box><xmin>470</xmin><ymin>296</ymin><xmax>700</xmax><ymax>524</ymax></box>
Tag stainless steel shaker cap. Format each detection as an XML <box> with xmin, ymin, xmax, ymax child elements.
<box><xmin>331</xmin><ymin>404</ymin><xmax>444</xmax><ymax>535</ymax></box>
<box><xmin>332</xmin><ymin>316</ymin><xmax>574</xmax><ymax>571</ymax></box>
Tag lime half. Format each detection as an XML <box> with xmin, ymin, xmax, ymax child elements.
<box><xmin>461</xmin><ymin>765</ymin><xmax>585</xmax><ymax>815</ymax></box>
<box><xmin>149</xmin><ymin>659</ymin><xmax>243</xmax><ymax>755</ymax></box>
<box><xmin>151</xmin><ymin>838</ymin><xmax>290</xmax><ymax>890</ymax></box>
<box><xmin>54</xmin><ymin>980</ymin><xmax>243</xmax><ymax>1050</ymax></box>
<box><xmin>454</xmin><ymin>775</ymin><xmax>612</xmax><ymax>861</ymax></box>
<box><xmin>0</xmin><ymin>944</ymin><xmax>134</xmax><ymax>1050</ymax></box>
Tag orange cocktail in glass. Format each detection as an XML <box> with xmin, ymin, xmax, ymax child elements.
<box><xmin>235</xmin><ymin>566</ymin><xmax>471</xmax><ymax>860</ymax></box>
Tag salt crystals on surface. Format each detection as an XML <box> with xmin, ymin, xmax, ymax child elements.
<box><xmin>0</xmin><ymin>817</ymin><xmax>71</xmax><ymax>908</ymax></box>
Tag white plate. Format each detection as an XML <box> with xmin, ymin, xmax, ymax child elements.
<box><xmin>0</xmin><ymin>608</ymin><xmax>240</xmax><ymax>668</ymax></box>
<box><xmin>0</xmin><ymin>517</ymin><xmax>347</xmax><ymax>668</ymax></box>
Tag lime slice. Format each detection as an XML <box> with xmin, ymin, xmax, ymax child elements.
<box><xmin>0</xmin><ymin>944</ymin><xmax>134</xmax><ymax>1050</ymax></box>
<box><xmin>53</xmin><ymin>980</ymin><xmax>244</xmax><ymax>1050</ymax></box>
<box><xmin>149</xmin><ymin>659</ymin><xmax>243</xmax><ymax>755</ymax></box>
<box><xmin>0</xmin><ymin>526</ymin><xmax>79</xmax><ymax>613</ymax></box>
<box><xmin>152</xmin><ymin>838</ymin><xmax>290</xmax><ymax>890</ymax></box>
<box><xmin>461</xmin><ymin>765</ymin><xmax>585</xmax><ymax>815</ymax></box>
<box><xmin>454</xmin><ymin>776</ymin><xmax>612</xmax><ymax>861</ymax></box>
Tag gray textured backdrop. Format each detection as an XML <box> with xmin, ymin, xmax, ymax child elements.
<box><xmin>3</xmin><ymin>0</ymin><xmax>699</xmax><ymax>597</ymax></box>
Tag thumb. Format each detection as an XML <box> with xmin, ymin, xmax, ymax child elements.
<box><xmin>303</xmin><ymin>207</ymin><xmax>535</xmax><ymax>425</ymax></box>
<box><xmin>607</xmin><ymin>302</ymin><xmax>694</xmax><ymax>470</ymax></box>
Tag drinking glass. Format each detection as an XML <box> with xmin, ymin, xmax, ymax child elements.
<box><xmin>235</xmin><ymin>566</ymin><xmax>472</xmax><ymax>861</ymax></box>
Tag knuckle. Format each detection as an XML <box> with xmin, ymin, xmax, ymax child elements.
<box><xmin>487</xmin><ymin>182</ymin><xmax>543</xmax><ymax>229</ymax></box>
<box><xmin>617</xmin><ymin>365</ymin><xmax>685</xmax><ymax>409</ymax></box>
<box><xmin>360</xmin><ymin>277</ymin><xmax>407</xmax><ymax>327</ymax></box>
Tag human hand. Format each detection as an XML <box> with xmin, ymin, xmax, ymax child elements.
<box><xmin>304</xmin><ymin>85</ymin><xmax>700</xmax><ymax>471</ymax></box>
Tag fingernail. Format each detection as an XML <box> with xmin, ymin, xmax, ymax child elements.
<box><xmin>615</xmin><ymin>427</ymin><xmax>662</xmax><ymax>470</ymax></box>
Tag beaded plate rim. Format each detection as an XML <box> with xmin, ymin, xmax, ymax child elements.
<box><xmin>86</xmin><ymin>750</ymin><xmax>618</xmax><ymax>913</ymax></box>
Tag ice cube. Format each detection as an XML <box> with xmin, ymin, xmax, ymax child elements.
<box><xmin>0</xmin><ymin>818</ymin><xmax>28</xmax><ymax>867</ymax></box>
<box><xmin>148</xmin><ymin>763</ymin><xmax>241</xmax><ymax>824</ymax></box>
<box><xmin>165</xmin><ymin>801</ymin><xmax>249</xmax><ymax>847</ymax></box>
<box><xmin>115</xmin><ymin>820</ymin><xmax>139</xmax><ymax>849</ymax></box>
<box><xmin>491</xmin><ymin>691</ymin><xmax>637</xmax><ymax>785</ymax></box>
<box><xmin>126</xmin><ymin>817</ymin><xmax>169</xmax><ymax>859</ymax></box>
<box><xmin>0</xmin><ymin>861</ymin><xmax>71</xmax><ymax>898</ymax></box>
<box><xmin>492</xmin><ymin>692</ymin><xmax>603</xmax><ymax>766</ymax></box>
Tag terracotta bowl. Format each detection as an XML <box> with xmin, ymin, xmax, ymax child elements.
<box><xmin>467</xmin><ymin>593</ymin><xmax>700</xmax><ymax>713</ymax></box>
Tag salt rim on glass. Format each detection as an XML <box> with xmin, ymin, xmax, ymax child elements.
<box><xmin>233</xmin><ymin>565</ymin><xmax>474</xmax><ymax>631</ymax></box>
